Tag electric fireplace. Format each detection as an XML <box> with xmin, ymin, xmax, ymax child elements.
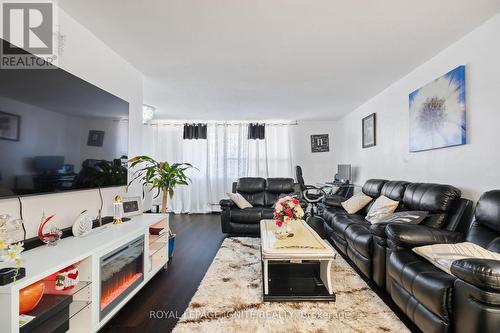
<box><xmin>100</xmin><ymin>236</ymin><xmax>144</xmax><ymax>319</ymax></box>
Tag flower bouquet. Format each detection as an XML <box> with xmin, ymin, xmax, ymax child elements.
<box><xmin>274</xmin><ymin>196</ymin><xmax>305</xmax><ymax>239</ymax></box>
<box><xmin>0</xmin><ymin>214</ymin><xmax>24</xmax><ymax>281</ymax></box>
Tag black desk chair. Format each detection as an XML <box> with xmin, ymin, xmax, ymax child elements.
<box><xmin>295</xmin><ymin>165</ymin><xmax>327</xmax><ymax>216</ymax></box>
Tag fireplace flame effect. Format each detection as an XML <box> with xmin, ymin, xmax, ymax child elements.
<box><xmin>100</xmin><ymin>272</ymin><xmax>143</xmax><ymax>310</ymax></box>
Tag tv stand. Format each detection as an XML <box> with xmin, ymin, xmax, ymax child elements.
<box><xmin>0</xmin><ymin>214</ymin><xmax>168</xmax><ymax>333</ymax></box>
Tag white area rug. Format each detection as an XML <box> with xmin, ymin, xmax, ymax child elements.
<box><xmin>173</xmin><ymin>237</ymin><xmax>409</xmax><ymax>333</ymax></box>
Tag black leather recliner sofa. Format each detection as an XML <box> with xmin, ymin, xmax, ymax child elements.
<box><xmin>321</xmin><ymin>179</ymin><xmax>472</xmax><ymax>291</ymax></box>
<box><xmin>386</xmin><ymin>190</ymin><xmax>500</xmax><ymax>333</ymax></box>
<box><xmin>220</xmin><ymin>177</ymin><xmax>298</xmax><ymax>236</ymax></box>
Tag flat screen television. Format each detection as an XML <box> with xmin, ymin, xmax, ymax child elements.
<box><xmin>0</xmin><ymin>39</ymin><xmax>129</xmax><ymax>198</ymax></box>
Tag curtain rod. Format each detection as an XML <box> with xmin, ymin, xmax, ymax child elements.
<box><xmin>145</xmin><ymin>120</ymin><xmax>299</xmax><ymax>126</ymax></box>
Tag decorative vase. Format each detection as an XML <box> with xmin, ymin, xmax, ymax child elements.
<box><xmin>19</xmin><ymin>281</ymin><xmax>45</xmax><ymax>314</ymax></box>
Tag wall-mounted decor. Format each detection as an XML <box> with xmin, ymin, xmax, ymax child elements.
<box><xmin>409</xmin><ymin>65</ymin><xmax>466</xmax><ymax>152</ymax></box>
<box><xmin>87</xmin><ymin>130</ymin><xmax>105</xmax><ymax>147</ymax></box>
<box><xmin>311</xmin><ymin>134</ymin><xmax>329</xmax><ymax>153</ymax></box>
<box><xmin>0</xmin><ymin>111</ymin><xmax>20</xmax><ymax>141</ymax></box>
<box><xmin>362</xmin><ymin>113</ymin><xmax>376</xmax><ymax>148</ymax></box>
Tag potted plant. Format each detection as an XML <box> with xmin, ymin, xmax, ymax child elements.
<box><xmin>128</xmin><ymin>155</ymin><xmax>195</xmax><ymax>213</ymax></box>
<box><xmin>128</xmin><ymin>156</ymin><xmax>196</xmax><ymax>258</ymax></box>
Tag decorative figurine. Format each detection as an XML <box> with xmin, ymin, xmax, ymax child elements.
<box><xmin>72</xmin><ymin>210</ymin><xmax>93</xmax><ymax>237</ymax></box>
<box><xmin>38</xmin><ymin>214</ymin><xmax>62</xmax><ymax>246</ymax></box>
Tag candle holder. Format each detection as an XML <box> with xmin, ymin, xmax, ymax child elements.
<box><xmin>113</xmin><ymin>195</ymin><xmax>124</xmax><ymax>225</ymax></box>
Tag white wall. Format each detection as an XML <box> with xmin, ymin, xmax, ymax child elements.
<box><xmin>291</xmin><ymin>121</ymin><xmax>337</xmax><ymax>185</ymax></box>
<box><xmin>335</xmin><ymin>13</ymin><xmax>500</xmax><ymax>201</ymax></box>
<box><xmin>0</xmin><ymin>8</ymin><xmax>143</xmax><ymax>238</ymax></box>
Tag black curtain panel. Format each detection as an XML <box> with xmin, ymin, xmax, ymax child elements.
<box><xmin>183</xmin><ymin>123</ymin><xmax>207</xmax><ymax>140</ymax></box>
<box><xmin>248</xmin><ymin>123</ymin><xmax>265</xmax><ymax>140</ymax></box>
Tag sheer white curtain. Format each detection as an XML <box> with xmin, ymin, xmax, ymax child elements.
<box><xmin>142</xmin><ymin>123</ymin><xmax>293</xmax><ymax>213</ymax></box>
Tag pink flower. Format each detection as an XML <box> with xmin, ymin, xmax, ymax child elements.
<box><xmin>280</xmin><ymin>201</ymin><xmax>287</xmax><ymax>207</ymax></box>
<box><xmin>284</xmin><ymin>208</ymin><xmax>293</xmax><ymax>218</ymax></box>
<box><xmin>275</xmin><ymin>220</ymin><xmax>283</xmax><ymax>228</ymax></box>
<box><xmin>292</xmin><ymin>199</ymin><xmax>300</xmax><ymax>205</ymax></box>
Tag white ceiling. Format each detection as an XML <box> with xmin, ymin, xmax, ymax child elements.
<box><xmin>59</xmin><ymin>0</ymin><xmax>500</xmax><ymax>121</ymax></box>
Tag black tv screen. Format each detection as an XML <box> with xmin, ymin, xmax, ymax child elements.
<box><xmin>0</xmin><ymin>39</ymin><xmax>129</xmax><ymax>198</ymax></box>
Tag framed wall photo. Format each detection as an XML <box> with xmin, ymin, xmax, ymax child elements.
<box><xmin>87</xmin><ymin>130</ymin><xmax>105</xmax><ymax>147</ymax></box>
<box><xmin>362</xmin><ymin>113</ymin><xmax>376</xmax><ymax>148</ymax></box>
<box><xmin>311</xmin><ymin>134</ymin><xmax>329</xmax><ymax>153</ymax></box>
<box><xmin>0</xmin><ymin>111</ymin><xmax>20</xmax><ymax>141</ymax></box>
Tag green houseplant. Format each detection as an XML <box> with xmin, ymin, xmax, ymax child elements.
<box><xmin>128</xmin><ymin>155</ymin><xmax>195</xmax><ymax>213</ymax></box>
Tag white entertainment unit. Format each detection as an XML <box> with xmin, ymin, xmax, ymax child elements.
<box><xmin>0</xmin><ymin>214</ymin><xmax>169</xmax><ymax>332</ymax></box>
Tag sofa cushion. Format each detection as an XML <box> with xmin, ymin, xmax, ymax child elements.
<box><xmin>265</xmin><ymin>178</ymin><xmax>295</xmax><ymax>205</ymax></box>
<box><xmin>413</xmin><ymin>242</ymin><xmax>500</xmax><ymax>275</ymax></box>
<box><xmin>322</xmin><ymin>206</ymin><xmax>349</xmax><ymax>226</ymax></box>
<box><xmin>341</xmin><ymin>193</ymin><xmax>373</xmax><ymax>214</ymax></box>
<box><xmin>403</xmin><ymin>183</ymin><xmax>461</xmax><ymax>212</ymax></box>
<box><xmin>474</xmin><ymin>190</ymin><xmax>500</xmax><ymax>233</ymax></box>
<box><xmin>331</xmin><ymin>214</ymin><xmax>367</xmax><ymax>240</ymax></box>
<box><xmin>262</xmin><ymin>207</ymin><xmax>275</xmax><ymax>220</ymax></box>
<box><xmin>402</xmin><ymin>183</ymin><xmax>461</xmax><ymax>229</ymax></box>
<box><xmin>380</xmin><ymin>181</ymin><xmax>410</xmax><ymax>202</ymax></box>
<box><xmin>236</xmin><ymin>177</ymin><xmax>266</xmax><ymax>206</ymax></box>
<box><xmin>366</xmin><ymin>195</ymin><xmax>399</xmax><ymax>223</ymax></box>
<box><xmin>346</xmin><ymin>223</ymin><xmax>372</xmax><ymax>258</ymax></box>
<box><xmin>362</xmin><ymin>179</ymin><xmax>388</xmax><ymax>198</ymax></box>
<box><xmin>389</xmin><ymin>250</ymin><xmax>456</xmax><ymax>321</ymax></box>
<box><xmin>227</xmin><ymin>192</ymin><xmax>252</xmax><ymax>209</ymax></box>
<box><xmin>230</xmin><ymin>207</ymin><xmax>262</xmax><ymax>224</ymax></box>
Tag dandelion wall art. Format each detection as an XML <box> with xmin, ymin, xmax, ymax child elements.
<box><xmin>409</xmin><ymin>65</ymin><xmax>466</xmax><ymax>152</ymax></box>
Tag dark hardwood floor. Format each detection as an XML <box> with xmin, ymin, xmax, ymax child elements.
<box><xmin>100</xmin><ymin>213</ymin><xmax>225</xmax><ymax>333</ymax></box>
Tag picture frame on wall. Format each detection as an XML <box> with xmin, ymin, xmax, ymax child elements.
<box><xmin>0</xmin><ymin>111</ymin><xmax>20</xmax><ymax>141</ymax></box>
<box><xmin>362</xmin><ymin>113</ymin><xmax>376</xmax><ymax>148</ymax></box>
<box><xmin>311</xmin><ymin>134</ymin><xmax>329</xmax><ymax>153</ymax></box>
<box><xmin>87</xmin><ymin>130</ymin><xmax>105</xmax><ymax>147</ymax></box>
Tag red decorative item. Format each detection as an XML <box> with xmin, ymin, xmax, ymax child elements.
<box><xmin>55</xmin><ymin>265</ymin><xmax>79</xmax><ymax>291</ymax></box>
<box><xmin>38</xmin><ymin>214</ymin><xmax>62</xmax><ymax>246</ymax></box>
<box><xmin>19</xmin><ymin>281</ymin><xmax>45</xmax><ymax>314</ymax></box>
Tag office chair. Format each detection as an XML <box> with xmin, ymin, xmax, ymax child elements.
<box><xmin>295</xmin><ymin>165</ymin><xmax>326</xmax><ymax>216</ymax></box>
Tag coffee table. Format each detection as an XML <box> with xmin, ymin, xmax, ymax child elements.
<box><xmin>260</xmin><ymin>219</ymin><xmax>336</xmax><ymax>302</ymax></box>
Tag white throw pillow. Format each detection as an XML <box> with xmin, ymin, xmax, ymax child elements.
<box><xmin>227</xmin><ymin>192</ymin><xmax>252</xmax><ymax>209</ymax></box>
<box><xmin>413</xmin><ymin>242</ymin><xmax>500</xmax><ymax>275</ymax></box>
<box><xmin>341</xmin><ymin>193</ymin><xmax>373</xmax><ymax>214</ymax></box>
<box><xmin>366</xmin><ymin>195</ymin><xmax>399</xmax><ymax>223</ymax></box>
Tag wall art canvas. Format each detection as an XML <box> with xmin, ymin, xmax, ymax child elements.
<box><xmin>362</xmin><ymin>113</ymin><xmax>376</xmax><ymax>148</ymax></box>
<box><xmin>409</xmin><ymin>65</ymin><xmax>466</xmax><ymax>152</ymax></box>
<box><xmin>311</xmin><ymin>134</ymin><xmax>329</xmax><ymax>153</ymax></box>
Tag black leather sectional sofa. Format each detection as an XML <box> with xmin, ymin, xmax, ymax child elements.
<box><xmin>220</xmin><ymin>177</ymin><xmax>299</xmax><ymax>235</ymax></box>
<box><xmin>321</xmin><ymin>179</ymin><xmax>472</xmax><ymax>291</ymax></box>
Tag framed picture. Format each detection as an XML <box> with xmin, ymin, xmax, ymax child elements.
<box><xmin>409</xmin><ymin>65</ymin><xmax>466</xmax><ymax>152</ymax></box>
<box><xmin>362</xmin><ymin>113</ymin><xmax>376</xmax><ymax>148</ymax></box>
<box><xmin>122</xmin><ymin>197</ymin><xmax>143</xmax><ymax>217</ymax></box>
<box><xmin>311</xmin><ymin>134</ymin><xmax>329</xmax><ymax>153</ymax></box>
<box><xmin>87</xmin><ymin>130</ymin><xmax>105</xmax><ymax>147</ymax></box>
<box><xmin>0</xmin><ymin>111</ymin><xmax>20</xmax><ymax>141</ymax></box>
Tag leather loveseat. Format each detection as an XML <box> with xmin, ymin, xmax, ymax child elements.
<box><xmin>220</xmin><ymin>177</ymin><xmax>298</xmax><ymax>236</ymax></box>
<box><xmin>386</xmin><ymin>190</ymin><xmax>500</xmax><ymax>333</ymax></box>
